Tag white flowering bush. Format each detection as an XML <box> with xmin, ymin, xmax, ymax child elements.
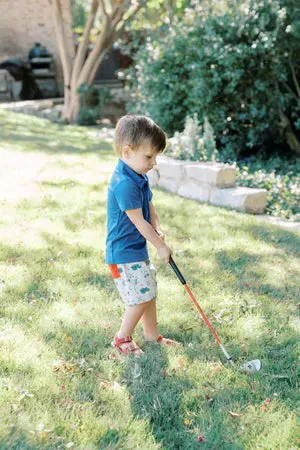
<box><xmin>166</xmin><ymin>114</ymin><xmax>219</xmax><ymax>161</ymax></box>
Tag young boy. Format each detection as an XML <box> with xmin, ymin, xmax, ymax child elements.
<box><xmin>106</xmin><ymin>114</ymin><xmax>178</xmax><ymax>355</ymax></box>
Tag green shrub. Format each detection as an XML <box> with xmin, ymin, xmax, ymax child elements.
<box><xmin>77</xmin><ymin>83</ymin><xmax>111</xmax><ymax>126</ymax></box>
<box><xmin>126</xmin><ymin>0</ymin><xmax>300</xmax><ymax>161</ymax></box>
<box><xmin>237</xmin><ymin>159</ymin><xmax>300</xmax><ymax>219</ymax></box>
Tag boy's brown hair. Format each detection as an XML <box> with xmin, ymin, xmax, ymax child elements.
<box><xmin>114</xmin><ymin>114</ymin><xmax>166</xmax><ymax>156</ymax></box>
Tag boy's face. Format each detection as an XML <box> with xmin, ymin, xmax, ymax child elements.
<box><xmin>122</xmin><ymin>142</ymin><xmax>159</xmax><ymax>175</ymax></box>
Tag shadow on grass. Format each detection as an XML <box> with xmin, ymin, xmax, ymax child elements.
<box><xmin>231</xmin><ymin>220</ymin><xmax>300</xmax><ymax>255</ymax></box>
<box><xmin>122</xmin><ymin>346</ymin><xmax>198</xmax><ymax>450</ymax></box>
<box><xmin>119</xmin><ymin>346</ymin><xmax>242</xmax><ymax>450</ymax></box>
<box><xmin>0</xmin><ymin>238</ymin><xmax>112</xmax><ymax>314</ymax></box>
<box><xmin>0</xmin><ymin>111</ymin><xmax>113</xmax><ymax>157</ymax></box>
<box><xmin>215</xmin><ymin>248</ymin><xmax>299</xmax><ymax>303</ymax></box>
<box><xmin>0</xmin><ymin>435</ymin><xmax>51</xmax><ymax>450</ymax></box>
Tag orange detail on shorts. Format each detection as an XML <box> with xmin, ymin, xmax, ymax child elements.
<box><xmin>108</xmin><ymin>264</ymin><xmax>121</xmax><ymax>279</ymax></box>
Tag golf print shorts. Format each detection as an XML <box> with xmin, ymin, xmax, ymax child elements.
<box><xmin>108</xmin><ymin>260</ymin><xmax>157</xmax><ymax>306</ymax></box>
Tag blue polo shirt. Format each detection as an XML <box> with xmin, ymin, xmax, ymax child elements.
<box><xmin>106</xmin><ymin>159</ymin><xmax>153</xmax><ymax>264</ymax></box>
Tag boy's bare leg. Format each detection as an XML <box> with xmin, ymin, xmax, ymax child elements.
<box><xmin>141</xmin><ymin>299</ymin><xmax>159</xmax><ymax>341</ymax></box>
<box><xmin>117</xmin><ymin>302</ymin><xmax>148</xmax><ymax>338</ymax></box>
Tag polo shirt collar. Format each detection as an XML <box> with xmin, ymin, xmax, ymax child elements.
<box><xmin>118</xmin><ymin>159</ymin><xmax>148</xmax><ymax>188</ymax></box>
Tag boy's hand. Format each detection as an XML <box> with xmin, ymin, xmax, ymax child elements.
<box><xmin>157</xmin><ymin>244</ymin><xmax>172</xmax><ymax>263</ymax></box>
<box><xmin>155</xmin><ymin>229</ymin><xmax>165</xmax><ymax>241</ymax></box>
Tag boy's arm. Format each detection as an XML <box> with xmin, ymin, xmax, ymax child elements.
<box><xmin>125</xmin><ymin>208</ymin><xmax>171</xmax><ymax>262</ymax></box>
<box><xmin>149</xmin><ymin>202</ymin><xmax>164</xmax><ymax>240</ymax></box>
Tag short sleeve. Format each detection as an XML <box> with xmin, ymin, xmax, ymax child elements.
<box><xmin>114</xmin><ymin>180</ymin><xmax>142</xmax><ymax>211</ymax></box>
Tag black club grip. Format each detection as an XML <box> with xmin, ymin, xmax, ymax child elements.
<box><xmin>169</xmin><ymin>256</ymin><xmax>186</xmax><ymax>284</ymax></box>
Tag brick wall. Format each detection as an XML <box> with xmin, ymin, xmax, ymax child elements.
<box><xmin>0</xmin><ymin>0</ymin><xmax>74</xmax><ymax>87</ymax></box>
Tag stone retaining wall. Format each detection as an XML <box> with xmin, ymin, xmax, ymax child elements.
<box><xmin>148</xmin><ymin>156</ymin><xmax>267</xmax><ymax>214</ymax></box>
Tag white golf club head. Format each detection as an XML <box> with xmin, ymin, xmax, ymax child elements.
<box><xmin>240</xmin><ymin>359</ymin><xmax>261</xmax><ymax>373</ymax></box>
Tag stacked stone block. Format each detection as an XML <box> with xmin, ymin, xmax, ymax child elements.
<box><xmin>148</xmin><ymin>156</ymin><xmax>267</xmax><ymax>214</ymax></box>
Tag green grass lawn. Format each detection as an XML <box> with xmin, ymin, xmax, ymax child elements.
<box><xmin>0</xmin><ymin>110</ymin><xmax>299</xmax><ymax>450</ymax></box>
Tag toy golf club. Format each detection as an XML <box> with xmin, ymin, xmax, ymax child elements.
<box><xmin>169</xmin><ymin>256</ymin><xmax>261</xmax><ymax>373</ymax></box>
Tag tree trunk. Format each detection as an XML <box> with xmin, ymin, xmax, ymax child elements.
<box><xmin>52</xmin><ymin>0</ymin><xmax>142</xmax><ymax>124</ymax></box>
<box><xmin>279</xmin><ymin>112</ymin><xmax>300</xmax><ymax>156</ymax></box>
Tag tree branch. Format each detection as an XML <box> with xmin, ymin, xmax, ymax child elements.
<box><xmin>98</xmin><ymin>0</ymin><xmax>109</xmax><ymax>21</ymax></box>
<box><xmin>288</xmin><ymin>56</ymin><xmax>300</xmax><ymax>98</ymax></box>
<box><xmin>116</xmin><ymin>1</ymin><xmax>143</xmax><ymax>35</ymax></box>
<box><xmin>79</xmin><ymin>1</ymin><xmax>131</xmax><ymax>86</ymax></box>
<box><xmin>71</xmin><ymin>0</ymin><xmax>99</xmax><ymax>91</ymax></box>
<box><xmin>279</xmin><ymin>111</ymin><xmax>300</xmax><ymax>155</ymax></box>
<box><xmin>52</xmin><ymin>0</ymin><xmax>72</xmax><ymax>85</ymax></box>
<box><xmin>281</xmin><ymin>80</ymin><xmax>299</xmax><ymax>101</ymax></box>
<box><xmin>77</xmin><ymin>18</ymin><xmax>111</xmax><ymax>86</ymax></box>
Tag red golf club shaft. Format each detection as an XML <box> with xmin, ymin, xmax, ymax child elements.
<box><xmin>183</xmin><ymin>283</ymin><xmax>221</xmax><ymax>345</ymax></box>
<box><xmin>169</xmin><ymin>256</ymin><xmax>233</xmax><ymax>362</ymax></box>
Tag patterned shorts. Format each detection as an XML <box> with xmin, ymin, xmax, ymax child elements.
<box><xmin>108</xmin><ymin>260</ymin><xmax>157</xmax><ymax>306</ymax></box>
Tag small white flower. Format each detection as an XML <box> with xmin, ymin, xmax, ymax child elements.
<box><xmin>278</xmin><ymin>8</ymin><xmax>286</xmax><ymax>19</ymax></box>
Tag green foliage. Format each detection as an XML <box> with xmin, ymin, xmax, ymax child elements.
<box><xmin>126</xmin><ymin>0</ymin><xmax>192</xmax><ymax>31</ymax></box>
<box><xmin>77</xmin><ymin>83</ymin><xmax>111</xmax><ymax>126</ymax></box>
<box><xmin>71</xmin><ymin>0</ymin><xmax>88</xmax><ymax>28</ymax></box>
<box><xmin>237</xmin><ymin>158</ymin><xmax>300</xmax><ymax>219</ymax></box>
<box><xmin>126</xmin><ymin>0</ymin><xmax>300</xmax><ymax>160</ymax></box>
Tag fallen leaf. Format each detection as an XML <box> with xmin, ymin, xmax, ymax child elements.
<box><xmin>65</xmin><ymin>336</ymin><xmax>72</xmax><ymax>343</ymax></box>
<box><xmin>178</xmin><ymin>358</ymin><xmax>184</xmax><ymax>367</ymax></box>
<box><xmin>229</xmin><ymin>411</ymin><xmax>243</xmax><ymax>418</ymax></box>
<box><xmin>100</xmin><ymin>380</ymin><xmax>112</xmax><ymax>389</ymax></box>
<box><xmin>184</xmin><ymin>419</ymin><xmax>191</xmax><ymax>425</ymax></box>
<box><xmin>108</xmin><ymin>352</ymin><xmax>121</xmax><ymax>360</ymax></box>
<box><xmin>241</xmin><ymin>343</ymin><xmax>247</xmax><ymax>353</ymax></box>
<box><xmin>260</xmin><ymin>405</ymin><xmax>268</xmax><ymax>412</ymax></box>
<box><xmin>17</xmin><ymin>389</ymin><xmax>34</xmax><ymax>402</ymax></box>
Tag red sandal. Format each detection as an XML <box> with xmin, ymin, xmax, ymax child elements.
<box><xmin>156</xmin><ymin>335</ymin><xmax>180</xmax><ymax>345</ymax></box>
<box><xmin>112</xmin><ymin>334</ymin><xmax>144</xmax><ymax>356</ymax></box>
